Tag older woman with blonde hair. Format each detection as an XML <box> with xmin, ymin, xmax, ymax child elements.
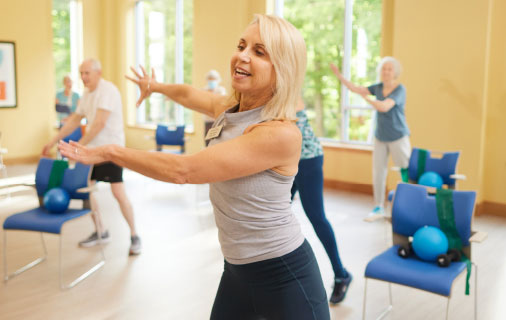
<box><xmin>60</xmin><ymin>14</ymin><xmax>330</xmax><ymax>320</ymax></box>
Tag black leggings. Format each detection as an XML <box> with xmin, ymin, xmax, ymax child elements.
<box><xmin>210</xmin><ymin>240</ymin><xmax>330</xmax><ymax>320</ymax></box>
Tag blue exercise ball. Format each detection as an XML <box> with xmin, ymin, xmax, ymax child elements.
<box><xmin>43</xmin><ymin>188</ymin><xmax>70</xmax><ymax>214</ymax></box>
<box><xmin>412</xmin><ymin>226</ymin><xmax>448</xmax><ymax>261</ymax></box>
<box><xmin>418</xmin><ymin>171</ymin><xmax>443</xmax><ymax>189</ymax></box>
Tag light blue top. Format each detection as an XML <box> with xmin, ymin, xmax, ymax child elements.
<box><xmin>368</xmin><ymin>83</ymin><xmax>410</xmax><ymax>142</ymax></box>
<box><xmin>296</xmin><ymin>110</ymin><xmax>323</xmax><ymax>160</ymax></box>
<box><xmin>56</xmin><ymin>90</ymin><xmax>80</xmax><ymax>122</ymax></box>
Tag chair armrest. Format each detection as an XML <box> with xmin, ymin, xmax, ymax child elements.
<box><xmin>469</xmin><ymin>230</ymin><xmax>487</xmax><ymax>243</ymax></box>
<box><xmin>77</xmin><ymin>185</ymin><xmax>98</xmax><ymax>193</ymax></box>
<box><xmin>450</xmin><ymin>174</ymin><xmax>466</xmax><ymax>180</ymax></box>
<box><xmin>0</xmin><ymin>182</ymin><xmax>35</xmax><ymax>190</ymax></box>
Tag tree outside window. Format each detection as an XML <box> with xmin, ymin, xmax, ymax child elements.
<box><xmin>283</xmin><ymin>0</ymin><xmax>382</xmax><ymax>143</ymax></box>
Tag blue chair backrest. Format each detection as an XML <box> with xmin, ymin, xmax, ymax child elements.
<box><xmin>62</xmin><ymin>127</ymin><xmax>82</xmax><ymax>143</ymax></box>
<box><xmin>155</xmin><ymin>125</ymin><xmax>185</xmax><ymax>147</ymax></box>
<box><xmin>392</xmin><ymin>183</ymin><xmax>475</xmax><ymax>247</ymax></box>
<box><xmin>35</xmin><ymin>158</ymin><xmax>91</xmax><ymax>200</ymax></box>
<box><xmin>408</xmin><ymin>148</ymin><xmax>460</xmax><ymax>187</ymax></box>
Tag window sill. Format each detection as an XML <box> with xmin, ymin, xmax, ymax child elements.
<box><xmin>320</xmin><ymin>139</ymin><xmax>373</xmax><ymax>152</ymax></box>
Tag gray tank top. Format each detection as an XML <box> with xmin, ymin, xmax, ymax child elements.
<box><xmin>208</xmin><ymin>105</ymin><xmax>304</xmax><ymax>265</ymax></box>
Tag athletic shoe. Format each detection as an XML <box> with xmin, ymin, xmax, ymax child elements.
<box><xmin>129</xmin><ymin>235</ymin><xmax>142</xmax><ymax>255</ymax></box>
<box><xmin>330</xmin><ymin>271</ymin><xmax>353</xmax><ymax>304</ymax></box>
<box><xmin>78</xmin><ymin>231</ymin><xmax>111</xmax><ymax>248</ymax></box>
<box><xmin>369</xmin><ymin>206</ymin><xmax>385</xmax><ymax>216</ymax></box>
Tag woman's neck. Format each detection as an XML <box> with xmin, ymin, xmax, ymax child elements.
<box><xmin>383</xmin><ymin>80</ymin><xmax>398</xmax><ymax>89</ymax></box>
<box><xmin>239</xmin><ymin>93</ymin><xmax>271</xmax><ymax>112</ymax></box>
<box><xmin>64</xmin><ymin>88</ymin><xmax>71</xmax><ymax>96</ymax></box>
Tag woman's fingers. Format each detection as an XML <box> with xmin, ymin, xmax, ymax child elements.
<box><xmin>130</xmin><ymin>66</ymin><xmax>142</xmax><ymax>79</ymax></box>
<box><xmin>140</xmin><ymin>65</ymin><xmax>148</xmax><ymax>77</ymax></box>
<box><xmin>151</xmin><ymin>67</ymin><xmax>156</xmax><ymax>80</ymax></box>
<box><xmin>125</xmin><ymin>75</ymin><xmax>140</xmax><ymax>85</ymax></box>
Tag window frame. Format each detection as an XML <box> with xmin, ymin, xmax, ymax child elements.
<box><xmin>275</xmin><ymin>0</ymin><xmax>379</xmax><ymax>145</ymax></box>
<box><xmin>134</xmin><ymin>0</ymin><xmax>191</xmax><ymax>128</ymax></box>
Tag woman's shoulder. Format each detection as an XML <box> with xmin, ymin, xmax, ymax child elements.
<box><xmin>394</xmin><ymin>83</ymin><xmax>406</xmax><ymax>92</ymax></box>
<box><xmin>246</xmin><ymin>120</ymin><xmax>301</xmax><ymax>145</ymax></box>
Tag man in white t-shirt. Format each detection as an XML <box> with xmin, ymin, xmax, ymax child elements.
<box><xmin>43</xmin><ymin>59</ymin><xmax>141</xmax><ymax>255</ymax></box>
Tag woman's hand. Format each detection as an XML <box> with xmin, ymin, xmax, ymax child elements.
<box><xmin>58</xmin><ymin>140</ymin><xmax>110</xmax><ymax>165</ymax></box>
<box><xmin>126</xmin><ymin>65</ymin><xmax>157</xmax><ymax>107</ymax></box>
<box><xmin>330</xmin><ymin>63</ymin><xmax>343</xmax><ymax>79</ymax></box>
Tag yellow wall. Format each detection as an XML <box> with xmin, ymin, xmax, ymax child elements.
<box><xmin>323</xmin><ymin>0</ymin><xmax>506</xmax><ymax>209</ymax></box>
<box><xmin>2</xmin><ymin>0</ymin><xmax>504</xmax><ymax>210</ymax></box>
<box><xmin>0</xmin><ymin>0</ymin><xmax>55</xmax><ymax>162</ymax></box>
<box><xmin>483</xmin><ymin>0</ymin><xmax>506</xmax><ymax>204</ymax></box>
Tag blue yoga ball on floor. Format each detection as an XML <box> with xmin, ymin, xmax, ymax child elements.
<box><xmin>43</xmin><ymin>188</ymin><xmax>70</xmax><ymax>214</ymax></box>
<box><xmin>419</xmin><ymin>171</ymin><xmax>443</xmax><ymax>189</ymax></box>
<box><xmin>412</xmin><ymin>226</ymin><xmax>448</xmax><ymax>261</ymax></box>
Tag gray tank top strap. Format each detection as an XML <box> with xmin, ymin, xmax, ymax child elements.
<box><xmin>208</xmin><ymin>105</ymin><xmax>304</xmax><ymax>265</ymax></box>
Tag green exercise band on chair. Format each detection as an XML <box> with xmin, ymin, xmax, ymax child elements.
<box><xmin>47</xmin><ymin>159</ymin><xmax>69</xmax><ymax>191</ymax></box>
<box><xmin>416</xmin><ymin>149</ymin><xmax>428</xmax><ymax>182</ymax></box>
<box><xmin>436</xmin><ymin>188</ymin><xmax>472</xmax><ymax>295</ymax></box>
<box><xmin>400</xmin><ymin>148</ymin><xmax>428</xmax><ymax>184</ymax></box>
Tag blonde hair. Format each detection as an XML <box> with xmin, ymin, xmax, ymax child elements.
<box><xmin>231</xmin><ymin>14</ymin><xmax>307</xmax><ymax>121</ymax></box>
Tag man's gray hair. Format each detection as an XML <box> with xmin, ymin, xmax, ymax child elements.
<box><xmin>83</xmin><ymin>58</ymin><xmax>102</xmax><ymax>71</ymax></box>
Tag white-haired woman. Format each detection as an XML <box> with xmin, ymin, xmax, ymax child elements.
<box><xmin>60</xmin><ymin>14</ymin><xmax>330</xmax><ymax>320</ymax></box>
<box><xmin>205</xmin><ymin>69</ymin><xmax>226</xmax><ymax>95</ymax></box>
<box><xmin>331</xmin><ymin>57</ymin><xmax>411</xmax><ymax>216</ymax></box>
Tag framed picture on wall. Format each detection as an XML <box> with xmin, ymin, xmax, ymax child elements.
<box><xmin>0</xmin><ymin>41</ymin><xmax>17</xmax><ymax>108</ymax></box>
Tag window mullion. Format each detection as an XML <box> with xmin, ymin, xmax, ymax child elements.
<box><xmin>341</xmin><ymin>0</ymin><xmax>354</xmax><ymax>142</ymax></box>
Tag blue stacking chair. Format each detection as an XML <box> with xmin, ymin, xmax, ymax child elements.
<box><xmin>62</xmin><ymin>126</ymin><xmax>83</xmax><ymax>143</ymax></box>
<box><xmin>388</xmin><ymin>148</ymin><xmax>463</xmax><ymax>203</ymax></box>
<box><xmin>363</xmin><ymin>183</ymin><xmax>480</xmax><ymax>319</ymax></box>
<box><xmin>3</xmin><ymin>158</ymin><xmax>105</xmax><ymax>289</ymax></box>
<box><xmin>155</xmin><ymin>124</ymin><xmax>186</xmax><ymax>154</ymax></box>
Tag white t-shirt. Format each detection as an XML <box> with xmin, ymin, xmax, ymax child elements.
<box><xmin>76</xmin><ymin>79</ymin><xmax>125</xmax><ymax>147</ymax></box>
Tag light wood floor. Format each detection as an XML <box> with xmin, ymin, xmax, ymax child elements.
<box><xmin>0</xmin><ymin>164</ymin><xmax>505</xmax><ymax>320</ymax></box>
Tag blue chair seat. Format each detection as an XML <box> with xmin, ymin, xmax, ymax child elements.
<box><xmin>3</xmin><ymin>207</ymin><xmax>90</xmax><ymax>234</ymax></box>
<box><xmin>365</xmin><ymin>245</ymin><xmax>466</xmax><ymax>296</ymax></box>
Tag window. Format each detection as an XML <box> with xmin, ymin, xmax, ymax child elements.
<box><xmin>278</xmin><ymin>0</ymin><xmax>382</xmax><ymax>144</ymax></box>
<box><xmin>52</xmin><ymin>0</ymin><xmax>83</xmax><ymax>94</ymax></box>
<box><xmin>135</xmin><ymin>0</ymin><xmax>193</xmax><ymax>128</ymax></box>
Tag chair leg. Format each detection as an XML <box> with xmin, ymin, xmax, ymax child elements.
<box><xmin>3</xmin><ymin>231</ymin><xmax>47</xmax><ymax>282</ymax></box>
<box><xmin>362</xmin><ymin>278</ymin><xmax>368</xmax><ymax>320</ymax></box>
<box><xmin>377</xmin><ymin>283</ymin><xmax>393</xmax><ymax>320</ymax></box>
<box><xmin>473</xmin><ymin>263</ymin><xmax>478</xmax><ymax>320</ymax></box>
<box><xmin>58</xmin><ymin>232</ymin><xmax>106</xmax><ymax>290</ymax></box>
<box><xmin>446</xmin><ymin>296</ymin><xmax>451</xmax><ymax>320</ymax></box>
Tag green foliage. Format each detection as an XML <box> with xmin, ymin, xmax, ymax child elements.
<box><xmin>52</xmin><ymin>0</ymin><xmax>71</xmax><ymax>92</ymax></box>
<box><xmin>284</xmin><ymin>0</ymin><xmax>381</xmax><ymax>142</ymax></box>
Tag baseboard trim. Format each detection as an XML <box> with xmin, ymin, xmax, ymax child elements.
<box><xmin>324</xmin><ymin>179</ymin><xmax>373</xmax><ymax>195</ymax></box>
<box><xmin>476</xmin><ymin>201</ymin><xmax>506</xmax><ymax>217</ymax></box>
<box><xmin>3</xmin><ymin>155</ymin><xmax>40</xmax><ymax>166</ymax></box>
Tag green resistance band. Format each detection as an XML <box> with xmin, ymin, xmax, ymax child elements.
<box><xmin>416</xmin><ymin>149</ymin><xmax>428</xmax><ymax>182</ymax></box>
<box><xmin>47</xmin><ymin>159</ymin><xmax>69</xmax><ymax>191</ymax></box>
<box><xmin>436</xmin><ymin>188</ymin><xmax>472</xmax><ymax>295</ymax></box>
<box><xmin>400</xmin><ymin>149</ymin><xmax>428</xmax><ymax>183</ymax></box>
